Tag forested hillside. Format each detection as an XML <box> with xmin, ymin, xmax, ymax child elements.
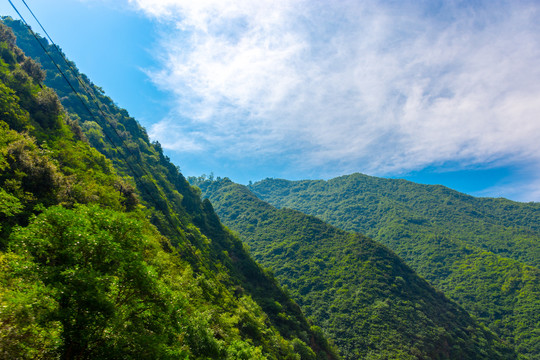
<box><xmin>194</xmin><ymin>177</ymin><xmax>517</xmax><ymax>360</ymax></box>
<box><xmin>0</xmin><ymin>19</ymin><xmax>338</xmax><ymax>359</ymax></box>
<box><xmin>248</xmin><ymin>174</ymin><xmax>540</xmax><ymax>359</ymax></box>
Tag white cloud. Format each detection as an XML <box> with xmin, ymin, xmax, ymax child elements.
<box><xmin>130</xmin><ymin>0</ymin><xmax>540</xmax><ymax>186</ymax></box>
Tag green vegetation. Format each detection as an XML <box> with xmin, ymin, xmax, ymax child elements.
<box><xmin>2</xmin><ymin>15</ymin><xmax>535</xmax><ymax>359</ymax></box>
<box><xmin>248</xmin><ymin>174</ymin><xmax>540</xmax><ymax>359</ymax></box>
<box><xmin>3</xmin><ymin>204</ymin><xmax>284</xmax><ymax>359</ymax></box>
<box><xmin>0</xmin><ymin>19</ymin><xmax>337</xmax><ymax>359</ymax></box>
<box><xmin>194</xmin><ymin>177</ymin><xmax>517</xmax><ymax>359</ymax></box>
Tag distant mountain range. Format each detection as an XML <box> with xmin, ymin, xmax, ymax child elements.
<box><xmin>194</xmin><ymin>177</ymin><xmax>520</xmax><ymax>359</ymax></box>
<box><xmin>2</xmin><ymin>15</ymin><xmax>537</xmax><ymax>359</ymax></box>
<box><xmin>0</xmin><ymin>17</ymin><xmax>337</xmax><ymax>359</ymax></box>
<box><xmin>246</xmin><ymin>174</ymin><xmax>539</xmax><ymax>358</ymax></box>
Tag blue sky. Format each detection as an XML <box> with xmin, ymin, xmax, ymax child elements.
<box><xmin>2</xmin><ymin>0</ymin><xmax>540</xmax><ymax>202</ymax></box>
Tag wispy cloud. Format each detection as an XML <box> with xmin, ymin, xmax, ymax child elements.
<box><xmin>130</xmin><ymin>0</ymin><xmax>540</xmax><ymax>191</ymax></box>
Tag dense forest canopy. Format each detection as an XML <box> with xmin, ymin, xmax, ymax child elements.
<box><xmin>247</xmin><ymin>175</ymin><xmax>540</xmax><ymax>359</ymax></box>
<box><xmin>194</xmin><ymin>177</ymin><xmax>518</xmax><ymax>360</ymax></box>
<box><xmin>0</xmin><ymin>18</ymin><xmax>338</xmax><ymax>359</ymax></box>
<box><xmin>1</xmin><ymin>14</ymin><xmax>537</xmax><ymax>360</ymax></box>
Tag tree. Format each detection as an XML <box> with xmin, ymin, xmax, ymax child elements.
<box><xmin>8</xmin><ymin>205</ymin><xmax>185</xmax><ymax>359</ymax></box>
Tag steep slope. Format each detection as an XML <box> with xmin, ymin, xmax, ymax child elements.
<box><xmin>194</xmin><ymin>177</ymin><xmax>517</xmax><ymax>360</ymax></box>
<box><xmin>249</xmin><ymin>174</ymin><xmax>540</xmax><ymax>359</ymax></box>
<box><xmin>0</xmin><ymin>19</ymin><xmax>337</xmax><ymax>359</ymax></box>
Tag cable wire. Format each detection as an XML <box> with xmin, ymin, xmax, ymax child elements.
<box><xmin>16</xmin><ymin>0</ymin><xmax>149</xmax><ymax>172</ymax></box>
<box><xmin>6</xmin><ymin>0</ymin><xmax>238</xmax><ymax>290</ymax></box>
<box><xmin>7</xmin><ymin>0</ymin><xmax>160</xmax><ymax>203</ymax></box>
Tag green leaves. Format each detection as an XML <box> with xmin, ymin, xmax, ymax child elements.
<box><xmin>0</xmin><ymin>252</ymin><xmax>61</xmax><ymax>359</ymax></box>
<box><xmin>0</xmin><ymin>188</ymin><xmax>22</xmax><ymax>217</ymax></box>
<box><xmin>197</xmin><ymin>178</ymin><xmax>517</xmax><ymax>359</ymax></box>
<box><xmin>0</xmin><ymin>18</ymin><xmax>338</xmax><ymax>359</ymax></box>
<box><xmin>0</xmin><ymin>82</ymin><xmax>30</xmax><ymax>131</ymax></box>
<box><xmin>249</xmin><ymin>174</ymin><xmax>540</xmax><ymax>359</ymax></box>
<box><xmin>8</xmin><ymin>206</ymin><xmax>164</xmax><ymax>358</ymax></box>
<box><xmin>4</xmin><ymin>205</ymin><xmax>285</xmax><ymax>359</ymax></box>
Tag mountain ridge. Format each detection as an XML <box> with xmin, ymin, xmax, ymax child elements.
<box><xmin>194</xmin><ymin>177</ymin><xmax>518</xmax><ymax>359</ymax></box>
<box><xmin>247</xmin><ymin>173</ymin><xmax>540</xmax><ymax>358</ymax></box>
<box><xmin>0</xmin><ymin>18</ymin><xmax>338</xmax><ymax>359</ymax></box>
<box><xmin>2</xmin><ymin>15</ymin><xmax>535</xmax><ymax>359</ymax></box>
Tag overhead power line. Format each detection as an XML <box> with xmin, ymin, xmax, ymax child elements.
<box><xmin>7</xmin><ymin>0</ymin><xmax>156</xmax><ymax>197</ymax></box>
<box><xmin>5</xmin><ymin>0</ymin><xmax>239</xmax><ymax>291</ymax></box>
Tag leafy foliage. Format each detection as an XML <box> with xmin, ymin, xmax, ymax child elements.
<box><xmin>194</xmin><ymin>178</ymin><xmax>517</xmax><ymax>360</ymax></box>
<box><xmin>2</xmin><ymin>22</ymin><xmax>339</xmax><ymax>358</ymax></box>
<box><xmin>0</xmin><ymin>19</ymin><xmax>337</xmax><ymax>359</ymax></box>
<box><xmin>248</xmin><ymin>174</ymin><xmax>540</xmax><ymax>359</ymax></box>
<box><xmin>3</xmin><ymin>204</ymin><xmax>306</xmax><ymax>359</ymax></box>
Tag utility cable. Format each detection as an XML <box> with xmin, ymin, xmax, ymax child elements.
<box><xmin>7</xmin><ymin>0</ymin><xmax>157</xmax><ymax>200</ymax></box>
<box><xmin>19</xmin><ymin>0</ymin><xmax>122</xmax><ymax>127</ymax></box>
<box><xmin>7</xmin><ymin>0</ymin><xmax>119</xmax><ymax>147</ymax></box>
<box><xmin>5</xmin><ymin>1</ymin><xmax>193</xmax><ymax>252</ymax></box>
<box><xmin>6</xmin><ymin>0</ymin><xmax>241</xmax><ymax>293</ymax></box>
<box><xmin>17</xmin><ymin>0</ymin><xmax>149</xmax><ymax>171</ymax></box>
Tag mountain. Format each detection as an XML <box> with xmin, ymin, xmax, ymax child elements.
<box><xmin>247</xmin><ymin>174</ymin><xmax>540</xmax><ymax>359</ymax></box>
<box><xmin>0</xmin><ymin>18</ymin><xmax>338</xmax><ymax>359</ymax></box>
<box><xmin>193</xmin><ymin>177</ymin><xmax>517</xmax><ymax>359</ymax></box>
